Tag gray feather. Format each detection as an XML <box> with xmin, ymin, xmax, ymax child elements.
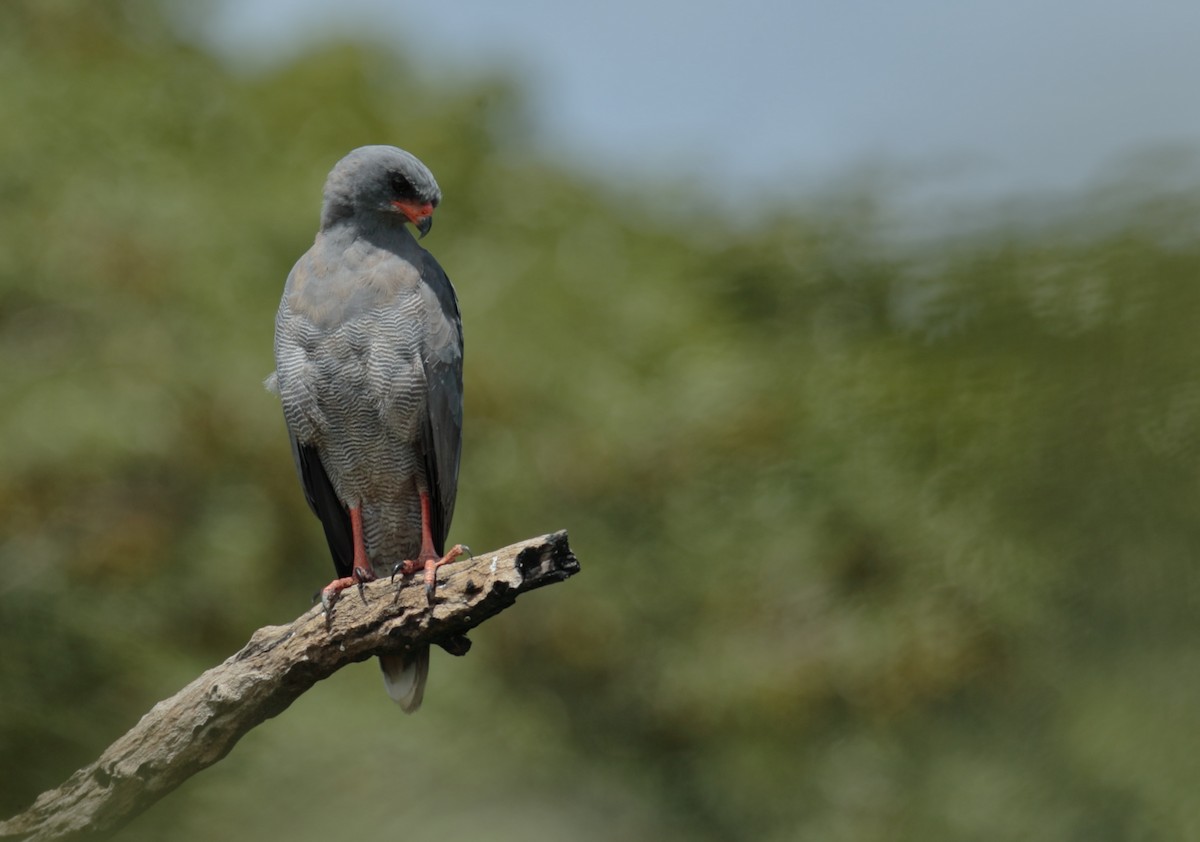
<box><xmin>271</xmin><ymin>146</ymin><xmax>462</xmax><ymax>712</ymax></box>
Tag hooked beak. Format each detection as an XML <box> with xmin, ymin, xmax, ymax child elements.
<box><xmin>392</xmin><ymin>200</ymin><xmax>435</xmax><ymax>239</ymax></box>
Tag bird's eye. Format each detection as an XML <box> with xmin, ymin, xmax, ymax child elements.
<box><xmin>390</xmin><ymin>172</ymin><xmax>414</xmax><ymax>198</ymax></box>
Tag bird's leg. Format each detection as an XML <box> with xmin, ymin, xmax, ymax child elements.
<box><xmin>318</xmin><ymin>506</ymin><xmax>376</xmax><ymax>621</ymax></box>
<box><xmin>390</xmin><ymin>491</ymin><xmax>469</xmax><ymax>602</ymax></box>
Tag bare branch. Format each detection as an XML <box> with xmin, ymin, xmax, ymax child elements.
<box><xmin>0</xmin><ymin>531</ymin><xmax>579</xmax><ymax>842</ymax></box>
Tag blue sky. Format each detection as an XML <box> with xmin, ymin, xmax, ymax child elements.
<box><xmin>202</xmin><ymin>0</ymin><xmax>1200</xmax><ymax>199</ymax></box>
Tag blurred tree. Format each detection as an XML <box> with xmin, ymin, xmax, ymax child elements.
<box><xmin>1</xmin><ymin>1</ymin><xmax>1198</xmax><ymax>840</ymax></box>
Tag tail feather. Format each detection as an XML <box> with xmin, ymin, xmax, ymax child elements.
<box><xmin>378</xmin><ymin>647</ymin><xmax>429</xmax><ymax>713</ymax></box>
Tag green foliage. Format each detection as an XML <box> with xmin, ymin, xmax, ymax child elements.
<box><xmin>2</xmin><ymin>2</ymin><xmax>1197</xmax><ymax>839</ymax></box>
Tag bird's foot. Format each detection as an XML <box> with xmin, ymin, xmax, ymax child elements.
<box><xmin>391</xmin><ymin>544</ymin><xmax>471</xmax><ymax>603</ymax></box>
<box><xmin>315</xmin><ymin>565</ymin><xmax>376</xmax><ymax>627</ymax></box>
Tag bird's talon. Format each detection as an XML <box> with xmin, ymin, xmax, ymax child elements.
<box><xmin>424</xmin><ymin>558</ymin><xmax>443</xmax><ymax>603</ymax></box>
<box><xmin>320</xmin><ymin>589</ymin><xmax>339</xmax><ymax>628</ymax></box>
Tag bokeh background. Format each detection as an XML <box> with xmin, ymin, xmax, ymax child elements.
<box><xmin>3</xmin><ymin>1</ymin><xmax>1200</xmax><ymax>839</ymax></box>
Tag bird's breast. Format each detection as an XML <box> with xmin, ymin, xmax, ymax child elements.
<box><xmin>275</xmin><ymin>243</ymin><xmax>430</xmax><ymax>451</ymax></box>
<box><xmin>287</xmin><ymin>242</ymin><xmax>423</xmax><ymax>333</ymax></box>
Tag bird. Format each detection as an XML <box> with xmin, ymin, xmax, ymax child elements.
<box><xmin>267</xmin><ymin>145</ymin><xmax>465</xmax><ymax>712</ymax></box>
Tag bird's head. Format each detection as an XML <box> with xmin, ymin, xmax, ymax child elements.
<box><xmin>320</xmin><ymin>145</ymin><xmax>442</xmax><ymax>238</ymax></box>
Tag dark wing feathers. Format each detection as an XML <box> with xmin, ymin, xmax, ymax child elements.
<box><xmin>416</xmin><ymin>249</ymin><xmax>464</xmax><ymax>556</ymax></box>
<box><xmin>291</xmin><ymin>434</ymin><xmax>354</xmax><ymax>579</ymax></box>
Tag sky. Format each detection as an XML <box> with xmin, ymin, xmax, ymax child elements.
<box><xmin>202</xmin><ymin>0</ymin><xmax>1200</xmax><ymax>201</ymax></box>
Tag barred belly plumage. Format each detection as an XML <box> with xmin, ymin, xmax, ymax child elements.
<box><xmin>301</xmin><ymin>302</ymin><xmax>428</xmax><ymax>575</ymax></box>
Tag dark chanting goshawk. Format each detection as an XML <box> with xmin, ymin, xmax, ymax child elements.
<box><xmin>267</xmin><ymin>146</ymin><xmax>465</xmax><ymax>712</ymax></box>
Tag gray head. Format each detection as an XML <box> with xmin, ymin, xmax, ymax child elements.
<box><xmin>319</xmin><ymin>145</ymin><xmax>442</xmax><ymax>237</ymax></box>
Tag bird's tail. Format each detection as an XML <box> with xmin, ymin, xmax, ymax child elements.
<box><xmin>378</xmin><ymin>648</ymin><xmax>429</xmax><ymax>713</ymax></box>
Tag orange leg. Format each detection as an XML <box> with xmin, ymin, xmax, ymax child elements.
<box><xmin>319</xmin><ymin>505</ymin><xmax>376</xmax><ymax>619</ymax></box>
<box><xmin>391</xmin><ymin>492</ymin><xmax>468</xmax><ymax>602</ymax></box>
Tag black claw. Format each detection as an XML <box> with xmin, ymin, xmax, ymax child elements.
<box><xmin>350</xmin><ymin>567</ymin><xmax>372</xmax><ymax>605</ymax></box>
<box><xmin>390</xmin><ymin>562</ymin><xmax>402</xmax><ymax>584</ymax></box>
<box><xmin>425</xmin><ymin>580</ymin><xmax>436</xmax><ymax>604</ymax></box>
<box><xmin>462</xmin><ymin>544</ymin><xmax>474</xmax><ymax>560</ymax></box>
<box><xmin>320</xmin><ymin>591</ymin><xmax>336</xmax><ymax>629</ymax></box>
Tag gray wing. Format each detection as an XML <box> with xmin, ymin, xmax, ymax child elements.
<box><xmin>416</xmin><ymin>248</ymin><xmax>464</xmax><ymax>554</ymax></box>
<box><xmin>273</xmin><ymin>255</ymin><xmax>355</xmax><ymax>577</ymax></box>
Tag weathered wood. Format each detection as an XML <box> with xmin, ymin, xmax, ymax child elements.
<box><xmin>0</xmin><ymin>531</ymin><xmax>579</xmax><ymax>842</ymax></box>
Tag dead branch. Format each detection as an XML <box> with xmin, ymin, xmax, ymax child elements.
<box><xmin>0</xmin><ymin>531</ymin><xmax>579</xmax><ymax>842</ymax></box>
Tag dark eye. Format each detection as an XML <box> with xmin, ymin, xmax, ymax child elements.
<box><xmin>389</xmin><ymin>172</ymin><xmax>415</xmax><ymax>198</ymax></box>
